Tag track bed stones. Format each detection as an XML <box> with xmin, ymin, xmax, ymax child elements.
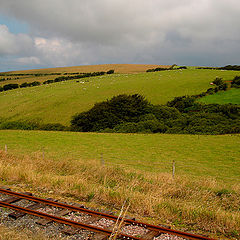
<box><xmin>154</xmin><ymin>234</ymin><xmax>187</xmax><ymax>240</ymax></box>
<box><xmin>90</xmin><ymin>218</ymin><xmax>115</xmax><ymax>229</ymax></box>
<box><xmin>121</xmin><ymin>224</ymin><xmax>149</xmax><ymax>237</ymax></box>
<box><xmin>64</xmin><ymin>212</ymin><xmax>92</xmax><ymax>223</ymax></box>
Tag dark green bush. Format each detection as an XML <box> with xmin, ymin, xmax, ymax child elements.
<box><xmin>212</xmin><ymin>77</ymin><xmax>224</xmax><ymax>86</ymax></box>
<box><xmin>29</xmin><ymin>81</ymin><xmax>41</xmax><ymax>86</ymax></box>
<box><xmin>150</xmin><ymin>105</ymin><xmax>181</xmax><ymax>120</ymax></box>
<box><xmin>39</xmin><ymin>123</ymin><xmax>67</xmax><ymax>131</ymax></box>
<box><xmin>219</xmin><ymin>65</ymin><xmax>240</xmax><ymax>71</ymax></box>
<box><xmin>0</xmin><ymin>120</ymin><xmax>39</xmax><ymax>130</ymax></box>
<box><xmin>107</xmin><ymin>70</ymin><xmax>114</xmax><ymax>74</ymax></box>
<box><xmin>3</xmin><ymin>83</ymin><xmax>19</xmax><ymax>91</ymax></box>
<box><xmin>167</xmin><ymin>96</ymin><xmax>199</xmax><ymax>112</ymax></box>
<box><xmin>114</xmin><ymin>120</ymin><xmax>168</xmax><ymax>133</ymax></box>
<box><xmin>71</xmin><ymin>92</ymin><xmax>240</xmax><ymax>134</ymax></box>
<box><xmin>43</xmin><ymin>80</ymin><xmax>54</xmax><ymax>84</ymax></box>
<box><xmin>71</xmin><ymin>94</ymin><xmax>151</xmax><ymax>132</ymax></box>
<box><xmin>20</xmin><ymin>82</ymin><xmax>29</xmax><ymax>88</ymax></box>
<box><xmin>231</xmin><ymin>76</ymin><xmax>240</xmax><ymax>88</ymax></box>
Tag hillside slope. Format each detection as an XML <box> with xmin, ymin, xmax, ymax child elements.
<box><xmin>1</xmin><ymin>64</ymin><xmax>170</xmax><ymax>75</ymax></box>
<box><xmin>0</xmin><ymin>68</ymin><xmax>239</xmax><ymax>125</ymax></box>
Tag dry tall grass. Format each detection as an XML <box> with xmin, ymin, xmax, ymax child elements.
<box><xmin>0</xmin><ymin>151</ymin><xmax>239</xmax><ymax>239</ymax></box>
<box><xmin>0</xmin><ymin>225</ymin><xmax>48</xmax><ymax>240</ymax></box>
<box><xmin>5</xmin><ymin>64</ymin><xmax>171</xmax><ymax>74</ymax></box>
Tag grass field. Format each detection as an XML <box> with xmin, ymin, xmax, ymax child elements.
<box><xmin>0</xmin><ymin>130</ymin><xmax>239</xmax><ymax>239</ymax></box>
<box><xmin>0</xmin><ymin>68</ymin><xmax>239</xmax><ymax>125</ymax></box>
<box><xmin>0</xmin><ymin>130</ymin><xmax>239</xmax><ymax>182</ymax></box>
<box><xmin>198</xmin><ymin>88</ymin><xmax>240</xmax><ymax>104</ymax></box>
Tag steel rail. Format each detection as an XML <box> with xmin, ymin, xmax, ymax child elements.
<box><xmin>0</xmin><ymin>188</ymin><xmax>216</xmax><ymax>240</ymax></box>
<box><xmin>0</xmin><ymin>200</ymin><xmax>141</xmax><ymax>240</ymax></box>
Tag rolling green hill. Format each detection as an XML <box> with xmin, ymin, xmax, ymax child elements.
<box><xmin>198</xmin><ymin>88</ymin><xmax>240</xmax><ymax>104</ymax></box>
<box><xmin>0</xmin><ymin>68</ymin><xmax>239</xmax><ymax>125</ymax></box>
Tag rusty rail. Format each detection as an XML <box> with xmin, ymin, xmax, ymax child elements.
<box><xmin>0</xmin><ymin>188</ymin><xmax>216</xmax><ymax>240</ymax></box>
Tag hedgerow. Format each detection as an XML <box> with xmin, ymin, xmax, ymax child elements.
<box><xmin>71</xmin><ymin>93</ymin><xmax>240</xmax><ymax>135</ymax></box>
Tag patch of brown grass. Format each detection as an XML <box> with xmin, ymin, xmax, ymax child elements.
<box><xmin>0</xmin><ymin>151</ymin><xmax>239</xmax><ymax>239</ymax></box>
<box><xmin>0</xmin><ymin>225</ymin><xmax>49</xmax><ymax>240</ymax></box>
<box><xmin>5</xmin><ymin>64</ymin><xmax>171</xmax><ymax>74</ymax></box>
<box><xmin>1</xmin><ymin>64</ymin><xmax>171</xmax><ymax>86</ymax></box>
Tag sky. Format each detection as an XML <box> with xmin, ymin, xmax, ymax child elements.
<box><xmin>0</xmin><ymin>0</ymin><xmax>240</xmax><ymax>72</ymax></box>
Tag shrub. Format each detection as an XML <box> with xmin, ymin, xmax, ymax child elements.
<box><xmin>146</xmin><ymin>69</ymin><xmax>155</xmax><ymax>72</ymax></box>
<box><xmin>43</xmin><ymin>80</ymin><xmax>54</xmax><ymax>84</ymax></box>
<box><xmin>3</xmin><ymin>83</ymin><xmax>19</xmax><ymax>91</ymax></box>
<box><xmin>231</xmin><ymin>76</ymin><xmax>240</xmax><ymax>88</ymax></box>
<box><xmin>20</xmin><ymin>82</ymin><xmax>29</xmax><ymax>88</ymax></box>
<box><xmin>136</xmin><ymin>120</ymin><xmax>168</xmax><ymax>133</ymax></box>
<box><xmin>212</xmin><ymin>77</ymin><xmax>224</xmax><ymax>86</ymax></box>
<box><xmin>114</xmin><ymin>120</ymin><xmax>168</xmax><ymax>133</ymax></box>
<box><xmin>107</xmin><ymin>69</ymin><xmax>114</xmax><ymax>74</ymax></box>
<box><xmin>218</xmin><ymin>83</ymin><xmax>227</xmax><ymax>91</ymax></box>
<box><xmin>219</xmin><ymin>65</ymin><xmax>240</xmax><ymax>71</ymax></box>
<box><xmin>39</xmin><ymin>123</ymin><xmax>67</xmax><ymax>131</ymax></box>
<box><xmin>167</xmin><ymin>96</ymin><xmax>200</xmax><ymax>113</ymax></box>
<box><xmin>0</xmin><ymin>120</ymin><xmax>39</xmax><ymax>130</ymax></box>
<box><xmin>150</xmin><ymin>105</ymin><xmax>181</xmax><ymax>120</ymax></box>
<box><xmin>29</xmin><ymin>81</ymin><xmax>41</xmax><ymax>86</ymax></box>
<box><xmin>114</xmin><ymin>122</ymin><xmax>139</xmax><ymax>133</ymax></box>
<box><xmin>71</xmin><ymin>94</ymin><xmax>151</xmax><ymax>132</ymax></box>
<box><xmin>206</xmin><ymin>88</ymin><xmax>215</xmax><ymax>95</ymax></box>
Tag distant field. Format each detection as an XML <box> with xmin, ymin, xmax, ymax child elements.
<box><xmin>198</xmin><ymin>88</ymin><xmax>240</xmax><ymax>104</ymax></box>
<box><xmin>0</xmin><ymin>69</ymin><xmax>239</xmax><ymax>125</ymax></box>
<box><xmin>5</xmin><ymin>63</ymin><xmax>171</xmax><ymax>74</ymax></box>
<box><xmin>0</xmin><ymin>64</ymin><xmax>171</xmax><ymax>85</ymax></box>
<box><xmin>0</xmin><ymin>130</ymin><xmax>239</xmax><ymax>182</ymax></box>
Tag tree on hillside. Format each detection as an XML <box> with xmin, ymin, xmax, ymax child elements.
<box><xmin>71</xmin><ymin>94</ymin><xmax>151</xmax><ymax>131</ymax></box>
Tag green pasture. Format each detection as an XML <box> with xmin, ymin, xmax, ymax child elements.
<box><xmin>0</xmin><ymin>130</ymin><xmax>239</xmax><ymax>183</ymax></box>
<box><xmin>0</xmin><ymin>69</ymin><xmax>239</xmax><ymax>125</ymax></box>
<box><xmin>198</xmin><ymin>88</ymin><xmax>240</xmax><ymax>104</ymax></box>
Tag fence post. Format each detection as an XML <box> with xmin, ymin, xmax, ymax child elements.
<box><xmin>172</xmin><ymin>160</ymin><xmax>175</xmax><ymax>179</ymax></box>
<box><xmin>101</xmin><ymin>153</ymin><xmax>105</xmax><ymax>167</ymax></box>
<box><xmin>5</xmin><ymin>144</ymin><xmax>7</xmax><ymax>153</ymax></box>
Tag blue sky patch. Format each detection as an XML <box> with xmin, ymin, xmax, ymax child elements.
<box><xmin>0</xmin><ymin>14</ymin><xmax>29</xmax><ymax>34</ymax></box>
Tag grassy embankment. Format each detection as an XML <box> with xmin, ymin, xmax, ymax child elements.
<box><xmin>0</xmin><ymin>68</ymin><xmax>239</xmax><ymax>125</ymax></box>
<box><xmin>199</xmin><ymin>88</ymin><xmax>240</xmax><ymax>104</ymax></box>
<box><xmin>0</xmin><ymin>130</ymin><xmax>239</xmax><ymax>239</ymax></box>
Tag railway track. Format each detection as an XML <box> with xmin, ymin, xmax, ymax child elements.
<box><xmin>0</xmin><ymin>188</ymin><xmax>216</xmax><ymax>240</ymax></box>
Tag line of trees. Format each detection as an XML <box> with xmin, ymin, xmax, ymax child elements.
<box><xmin>0</xmin><ymin>70</ymin><xmax>115</xmax><ymax>92</ymax></box>
<box><xmin>197</xmin><ymin>65</ymin><xmax>240</xmax><ymax>71</ymax></box>
<box><xmin>0</xmin><ymin>81</ymin><xmax>41</xmax><ymax>92</ymax></box>
<box><xmin>43</xmin><ymin>70</ymin><xmax>114</xmax><ymax>85</ymax></box>
<box><xmin>70</xmin><ymin>93</ymin><xmax>240</xmax><ymax>135</ymax></box>
<box><xmin>146</xmin><ymin>66</ymin><xmax>187</xmax><ymax>72</ymax></box>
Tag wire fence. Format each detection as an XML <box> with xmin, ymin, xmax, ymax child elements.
<box><xmin>2</xmin><ymin>144</ymin><xmax>239</xmax><ymax>183</ymax></box>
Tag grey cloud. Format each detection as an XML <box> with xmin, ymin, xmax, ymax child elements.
<box><xmin>0</xmin><ymin>0</ymin><xmax>240</xmax><ymax>70</ymax></box>
<box><xmin>0</xmin><ymin>24</ymin><xmax>33</xmax><ymax>55</ymax></box>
